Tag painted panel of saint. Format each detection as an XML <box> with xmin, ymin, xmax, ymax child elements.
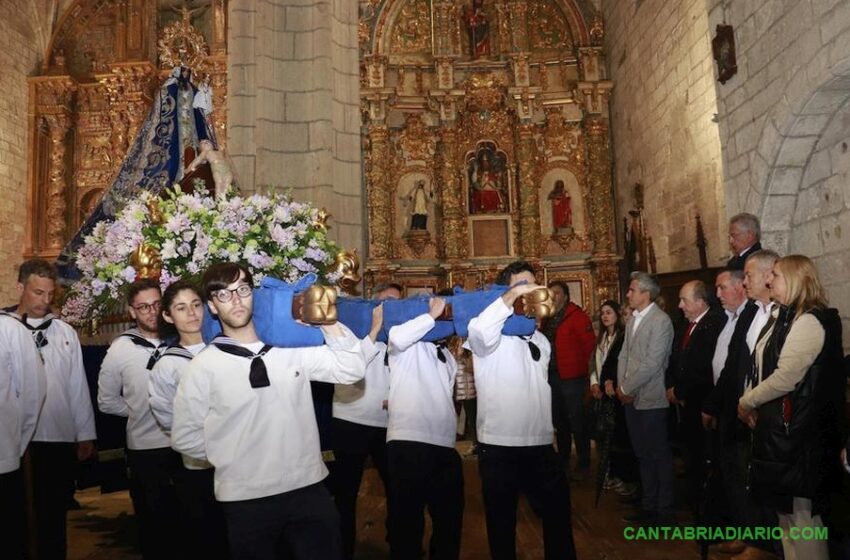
<box><xmin>468</xmin><ymin>146</ymin><xmax>509</xmax><ymax>214</ymax></box>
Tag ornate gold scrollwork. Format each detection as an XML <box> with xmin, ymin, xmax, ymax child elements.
<box><xmin>158</xmin><ymin>5</ymin><xmax>211</xmax><ymax>73</ymax></box>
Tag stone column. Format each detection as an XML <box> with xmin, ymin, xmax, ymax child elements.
<box><xmin>43</xmin><ymin>113</ymin><xmax>72</xmax><ymax>250</ymax></box>
<box><xmin>366</xmin><ymin>125</ymin><xmax>392</xmax><ymax>262</ymax></box>
<box><xmin>227</xmin><ymin>1</ymin><xmax>363</xmax><ymax>254</ymax></box>
<box><xmin>516</xmin><ymin>123</ymin><xmax>540</xmax><ymax>258</ymax></box>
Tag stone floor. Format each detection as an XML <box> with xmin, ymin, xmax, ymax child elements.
<box><xmin>66</xmin><ymin>442</ymin><xmax>727</xmax><ymax>560</ymax></box>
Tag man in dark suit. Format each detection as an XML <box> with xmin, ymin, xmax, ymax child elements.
<box><xmin>726</xmin><ymin>213</ymin><xmax>762</xmax><ymax>270</ymax></box>
<box><xmin>665</xmin><ymin>280</ymin><xmax>726</xmax><ymax>512</ymax></box>
<box><xmin>702</xmin><ymin>270</ymin><xmax>757</xmax><ymax>553</ymax></box>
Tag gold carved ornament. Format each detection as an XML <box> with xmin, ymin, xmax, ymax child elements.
<box><xmin>367</xmin><ymin>127</ymin><xmax>393</xmax><ymax>260</ymax></box>
<box><xmin>528</xmin><ymin>0</ymin><xmax>572</xmax><ymax>51</ymax></box>
<box><xmin>397</xmin><ymin>114</ymin><xmax>436</xmax><ymax>163</ymax></box>
<box><xmin>390</xmin><ymin>0</ymin><xmax>432</xmax><ymax>54</ymax></box>
<box><xmin>130</xmin><ymin>198</ymin><xmax>164</xmax><ymax>280</ymax></box>
<box><xmin>584</xmin><ymin>117</ymin><xmax>615</xmax><ymax>254</ymax></box>
<box><xmin>333</xmin><ymin>250</ymin><xmax>362</xmax><ymax>294</ymax></box>
<box><xmin>157</xmin><ymin>5</ymin><xmax>210</xmax><ymax>73</ymax></box>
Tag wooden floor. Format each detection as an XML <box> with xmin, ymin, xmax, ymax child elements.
<box><xmin>67</xmin><ymin>442</ymin><xmax>725</xmax><ymax>560</ymax></box>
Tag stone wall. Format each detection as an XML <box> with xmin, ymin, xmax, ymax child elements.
<box><xmin>602</xmin><ymin>0</ymin><xmax>726</xmax><ymax>272</ymax></box>
<box><xmin>228</xmin><ymin>0</ymin><xmax>364</xmax><ymax>255</ymax></box>
<box><xmin>0</xmin><ymin>1</ymin><xmax>48</xmax><ymax>303</ymax></box>
<box><xmin>707</xmin><ymin>0</ymin><xmax>850</xmax><ymax>348</ymax></box>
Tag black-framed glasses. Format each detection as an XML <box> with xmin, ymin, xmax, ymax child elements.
<box><xmin>212</xmin><ymin>284</ymin><xmax>253</xmax><ymax>303</ymax></box>
<box><xmin>132</xmin><ymin>300</ymin><xmax>161</xmax><ymax>314</ymax></box>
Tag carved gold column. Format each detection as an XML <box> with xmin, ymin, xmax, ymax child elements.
<box><xmin>585</xmin><ymin>116</ymin><xmax>614</xmax><ymax>253</ymax></box>
<box><xmin>43</xmin><ymin>112</ymin><xmax>72</xmax><ymax>251</ymax></box>
<box><xmin>438</xmin><ymin>127</ymin><xmax>466</xmax><ymax>260</ymax></box>
<box><xmin>516</xmin><ymin>123</ymin><xmax>540</xmax><ymax>259</ymax></box>
<box><xmin>367</xmin><ymin>125</ymin><xmax>392</xmax><ymax>261</ymax></box>
<box><xmin>585</xmin><ymin>115</ymin><xmax>620</xmax><ymax>302</ymax></box>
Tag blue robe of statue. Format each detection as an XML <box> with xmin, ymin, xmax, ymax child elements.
<box><xmin>57</xmin><ymin>67</ymin><xmax>213</xmax><ymax>281</ymax></box>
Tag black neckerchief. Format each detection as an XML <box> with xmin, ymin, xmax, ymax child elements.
<box><xmin>211</xmin><ymin>335</ymin><xmax>273</xmax><ymax>389</ymax></box>
<box><xmin>433</xmin><ymin>341</ymin><xmax>449</xmax><ymax>363</ymax></box>
<box><xmin>521</xmin><ymin>335</ymin><xmax>542</xmax><ymax>362</ymax></box>
<box><xmin>120</xmin><ymin>329</ymin><xmax>168</xmax><ymax>370</ymax></box>
<box><xmin>5</xmin><ymin>312</ymin><xmax>54</xmax><ymax>356</ymax></box>
<box><xmin>161</xmin><ymin>344</ymin><xmax>196</xmax><ymax>360</ymax></box>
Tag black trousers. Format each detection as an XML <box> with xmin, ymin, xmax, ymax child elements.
<box><xmin>0</xmin><ymin>468</ymin><xmax>26</xmax><ymax>560</ymax></box>
<box><xmin>126</xmin><ymin>447</ymin><xmax>181</xmax><ymax>560</ymax></box>
<box><xmin>386</xmin><ymin>440</ymin><xmax>464</xmax><ymax>560</ymax></box>
<box><xmin>220</xmin><ymin>482</ymin><xmax>342</xmax><ymax>560</ymax></box>
<box><xmin>477</xmin><ymin>443</ymin><xmax>576</xmax><ymax>560</ymax></box>
<box><xmin>173</xmin><ymin>466</ymin><xmax>229</xmax><ymax>559</ymax></box>
<box><xmin>610</xmin><ymin>398</ymin><xmax>639</xmax><ymax>484</ymax></box>
<box><xmin>550</xmin><ymin>377</ymin><xmax>590</xmax><ymax>469</ymax></box>
<box><xmin>30</xmin><ymin>441</ymin><xmax>77</xmax><ymax>560</ymax></box>
<box><xmin>681</xmin><ymin>402</ymin><xmax>707</xmax><ymax>509</ymax></box>
<box><xmin>329</xmin><ymin>418</ymin><xmax>391</xmax><ymax>560</ymax></box>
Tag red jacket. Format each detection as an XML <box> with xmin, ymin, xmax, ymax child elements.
<box><xmin>553</xmin><ymin>302</ymin><xmax>596</xmax><ymax>380</ymax></box>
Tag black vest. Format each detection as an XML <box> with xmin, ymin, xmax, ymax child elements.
<box><xmin>749</xmin><ymin>306</ymin><xmax>845</xmax><ymax>514</ymax></box>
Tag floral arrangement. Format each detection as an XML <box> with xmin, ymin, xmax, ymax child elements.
<box><xmin>62</xmin><ymin>186</ymin><xmax>342</xmax><ymax>325</ymax></box>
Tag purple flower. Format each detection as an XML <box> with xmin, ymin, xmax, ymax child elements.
<box><xmin>121</xmin><ymin>266</ymin><xmax>137</xmax><ymax>283</ymax></box>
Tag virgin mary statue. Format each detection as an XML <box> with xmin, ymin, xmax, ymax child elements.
<box><xmin>57</xmin><ymin>66</ymin><xmax>215</xmax><ymax>281</ymax></box>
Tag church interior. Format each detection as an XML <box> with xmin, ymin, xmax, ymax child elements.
<box><xmin>4</xmin><ymin>0</ymin><xmax>850</xmax><ymax>558</ymax></box>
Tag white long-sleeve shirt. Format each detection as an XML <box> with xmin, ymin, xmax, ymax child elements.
<box><xmin>149</xmin><ymin>343</ymin><xmax>206</xmax><ymax>433</ymax></box>
<box><xmin>467</xmin><ymin>298</ymin><xmax>554</xmax><ymax>447</ymax></box>
<box><xmin>0</xmin><ymin>315</ymin><xmax>46</xmax><ymax>473</ymax></box>
<box><xmin>24</xmin><ymin>316</ymin><xmax>96</xmax><ymax>443</ymax></box>
<box><xmin>333</xmin><ymin>336</ymin><xmax>389</xmax><ymax>428</ymax></box>
<box><xmin>386</xmin><ymin>314</ymin><xmax>458</xmax><ymax>448</ymax></box>
<box><xmin>148</xmin><ymin>342</ymin><xmax>208</xmax><ymax>469</ymax></box>
<box><xmin>171</xmin><ymin>327</ymin><xmax>365</xmax><ymax>502</ymax></box>
<box><xmin>98</xmin><ymin>332</ymin><xmax>170</xmax><ymax>450</ymax></box>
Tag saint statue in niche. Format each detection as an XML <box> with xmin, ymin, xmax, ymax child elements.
<box><xmin>464</xmin><ymin>0</ymin><xmax>490</xmax><ymax>58</ymax></box>
<box><xmin>468</xmin><ymin>148</ymin><xmax>508</xmax><ymax>214</ymax></box>
<box><xmin>408</xmin><ymin>179</ymin><xmax>432</xmax><ymax>230</ymax></box>
<box><xmin>548</xmin><ymin>180</ymin><xmax>572</xmax><ymax>230</ymax></box>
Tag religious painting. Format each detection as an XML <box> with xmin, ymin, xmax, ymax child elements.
<box><xmin>467</xmin><ymin>143</ymin><xmax>509</xmax><ymax>214</ymax></box>
<box><xmin>711</xmin><ymin>24</ymin><xmax>737</xmax><ymax>85</ymax></box>
<box><xmin>470</xmin><ymin>216</ymin><xmax>512</xmax><ymax>257</ymax></box>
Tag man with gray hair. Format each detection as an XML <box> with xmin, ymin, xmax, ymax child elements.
<box><xmin>617</xmin><ymin>271</ymin><xmax>675</xmax><ymax>524</ymax></box>
<box><xmin>666</xmin><ymin>279</ymin><xmax>726</xmax><ymax>515</ymax></box>
<box><xmin>727</xmin><ymin>213</ymin><xmax>762</xmax><ymax>270</ymax></box>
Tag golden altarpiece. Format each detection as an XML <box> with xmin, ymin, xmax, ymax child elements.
<box><xmin>25</xmin><ymin>0</ymin><xmax>227</xmax><ymax>261</ymax></box>
<box><xmin>360</xmin><ymin>0</ymin><xmax>619</xmax><ymax>308</ymax></box>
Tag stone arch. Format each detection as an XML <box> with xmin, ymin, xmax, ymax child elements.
<box><xmin>753</xmin><ymin>51</ymin><xmax>850</xmax><ymax>348</ymax></box>
<box><xmin>746</xmin><ymin>52</ymin><xmax>850</xmax><ymax>252</ymax></box>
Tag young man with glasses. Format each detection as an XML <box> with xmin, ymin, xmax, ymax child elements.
<box><xmin>171</xmin><ymin>263</ymin><xmax>366</xmax><ymax>560</ymax></box>
<box><xmin>98</xmin><ymin>278</ymin><xmax>180</xmax><ymax>560</ymax></box>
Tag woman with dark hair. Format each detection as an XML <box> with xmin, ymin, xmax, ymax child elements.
<box><xmin>588</xmin><ymin>300</ymin><xmax>639</xmax><ymax>497</ymax></box>
<box><xmin>738</xmin><ymin>255</ymin><xmax>845</xmax><ymax>560</ymax></box>
<box><xmin>148</xmin><ymin>280</ymin><xmax>228</xmax><ymax>559</ymax></box>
